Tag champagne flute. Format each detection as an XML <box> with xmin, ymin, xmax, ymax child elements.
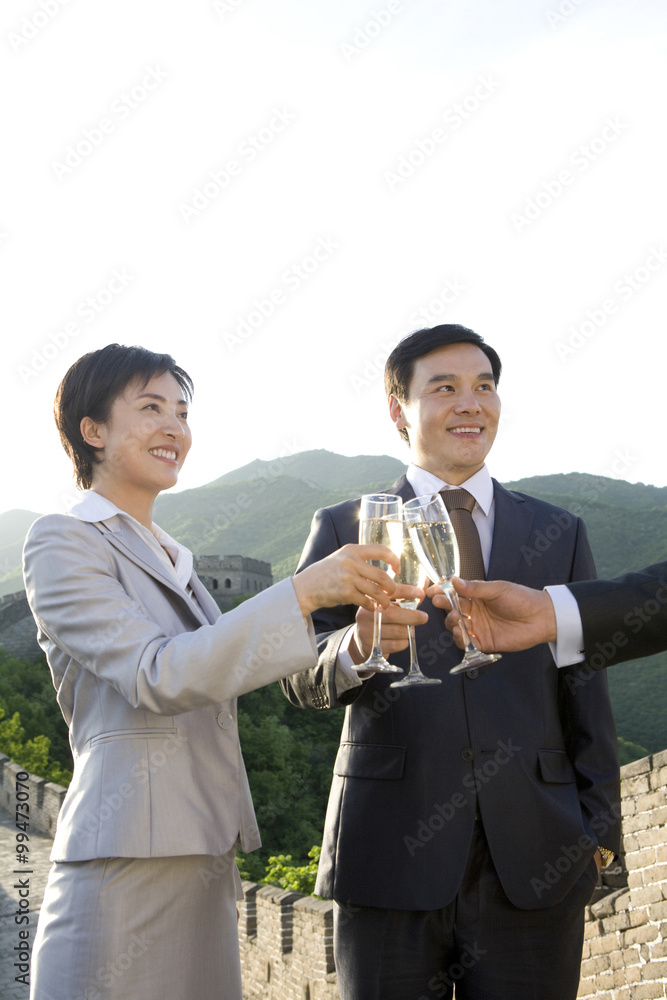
<box><xmin>389</xmin><ymin>524</ymin><xmax>441</xmax><ymax>688</ymax></box>
<box><xmin>403</xmin><ymin>493</ymin><xmax>501</xmax><ymax>674</ymax></box>
<box><xmin>354</xmin><ymin>494</ymin><xmax>404</xmax><ymax>674</ymax></box>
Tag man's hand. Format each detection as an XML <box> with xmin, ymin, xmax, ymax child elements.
<box><xmin>429</xmin><ymin>577</ymin><xmax>558</xmax><ymax>652</ymax></box>
<box><xmin>349</xmin><ymin>585</ymin><xmax>428</xmax><ymax>664</ymax></box>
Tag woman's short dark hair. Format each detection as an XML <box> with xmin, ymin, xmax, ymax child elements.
<box><xmin>384</xmin><ymin>324</ymin><xmax>502</xmax><ymax>443</ymax></box>
<box><xmin>54</xmin><ymin>344</ymin><xmax>194</xmax><ymax>490</ymax></box>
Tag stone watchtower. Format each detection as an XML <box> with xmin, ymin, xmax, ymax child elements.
<box><xmin>194</xmin><ymin>555</ymin><xmax>273</xmax><ymax>610</ymax></box>
<box><xmin>0</xmin><ymin>555</ymin><xmax>274</xmax><ymax>659</ymax></box>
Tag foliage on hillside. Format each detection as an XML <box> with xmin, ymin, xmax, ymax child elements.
<box><xmin>0</xmin><ymin>509</ymin><xmax>41</xmax><ymax>597</ymax></box>
<box><xmin>0</xmin><ymin>704</ymin><xmax>72</xmax><ymax>786</ymax></box>
<box><xmin>0</xmin><ymin>651</ymin><xmax>72</xmax><ymax>770</ymax></box>
<box><xmin>0</xmin><ymin>458</ymin><xmax>665</xmax><ymax>871</ymax></box>
<box><xmin>236</xmin><ymin>683</ymin><xmax>344</xmax><ymax>863</ymax></box>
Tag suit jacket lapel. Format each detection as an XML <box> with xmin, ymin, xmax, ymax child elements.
<box><xmin>487</xmin><ymin>480</ymin><xmax>535</xmax><ymax>583</ymax></box>
<box><xmin>387</xmin><ymin>475</ymin><xmax>416</xmax><ymax>503</ymax></box>
<box><xmin>388</xmin><ymin>475</ymin><xmax>535</xmax><ymax>583</ymax></box>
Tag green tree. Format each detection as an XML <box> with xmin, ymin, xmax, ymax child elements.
<box><xmin>0</xmin><ymin>651</ymin><xmax>72</xmax><ymax>770</ymax></box>
<box><xmin>617</xmin><ymin>735</ymin><xmax>650</xmax><ymax>767</ymax></box>
<box><xmin>0</xmin><ymin>704</ymin><xmax>72</xmax><ymax>785</ymax></box>
<box><xmin>264</xmin><ymin>846</ymin><xmax>321</xmax><ymax>894</ymax></box>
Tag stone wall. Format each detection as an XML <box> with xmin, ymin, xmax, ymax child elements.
<box><xmin>0</xmin><ymin>753</ymin><xmax>66</xmax><ymax>840</ymax></box>
<box><xmin>578</xmin><ymin>749</ymin><xmax>667</xmax><ymax>999</ymax></box>
<box><xmin>237</xmin><ymin>751</ymin><xmax>667</xmax><ymax>999</ymax></box>
<box><xmin>0</xmin><ymin>551</ymin><xmax>274</xmax><ymax>655</ymax></box>
<box><xmin>238</xmin><ymin>883</ymin><xmax>339</xmax><ymax>1000</ymax></box>
<box><xmin>194</xmin><ymin>554</ymin><xmax>273</xmax><ymax>604</ymax></box>
<box><xmin>1</xmin><ymin>747</ymin><xmax>666</xmax><ymax>998</ymax></box>
<box><xmin>0</xmin><ymin>592</ymin><xmax>41</xmax><ymax>659</ymax></box>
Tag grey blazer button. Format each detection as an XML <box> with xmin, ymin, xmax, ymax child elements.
<box><xmin>217</xmin><ymin>712</ymin><xmax>235</xmax><ymax>730</ymax></box>
<box><xmin>466</xmin><ymin>668</ymin><xmax>479</xmax><ymax>679</ymax></box>
<box><xmin>461</xmin><ymin>747</ymin><xmax>474</xmax><ymax>762</ymax></box>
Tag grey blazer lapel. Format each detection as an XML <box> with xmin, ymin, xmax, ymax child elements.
<box><xmin>188</xmin><ymin>574</ymin><xmax>222</xmax><ymax>624</ymax></box>
<box><xmin>487</xmin><ymin>481</ymin><xmax>535</xmax><ymax>582</ymax></box>
<box><xmin>92</xmin><ymin>519</ymin><xmax>209</xmax><ymax>625</ymax></box>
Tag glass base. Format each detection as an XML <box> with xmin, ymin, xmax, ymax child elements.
<box><xmin>352</xmin><ymin>657</ymin><xmax>403</xmax><ymax>674</ymax></box>
<box><xmin>449</xmin><ymin>651</ymin><xmax>502</xmax><ymax>675</ymax></box>
<box><xmin>390</xmin><ymin>673</ymin><xmax>442</xmax><ymax>688</ymax></box>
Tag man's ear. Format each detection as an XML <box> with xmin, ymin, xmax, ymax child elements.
<box><xmin>80</xmin><ymin>416</ymin><xmax>105</xmax><ymax>450</ymax></box>
<box><xmin>389</xmin><ymin>394</ymin><xmax>408</xmax><ymax>430</ymax></box>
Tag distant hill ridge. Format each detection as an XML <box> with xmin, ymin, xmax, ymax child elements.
<box><xmin>208</xmin><ymin>449</ymin><xmax>406</xmax><ymax>492</ymax></box>
<box><xmin>2</xmin><ymin>451</ymin><xmax>665</xmax><ymax>586</ymax></box>
<box><xmin>505</xmin><ymin>472</ymin><xmax>667</xmax><ymax>510</ymax></box>
<box><xmin>1</xmin><ymin>450</ymin><xmax>666</xmax><ymax>756</ymax></box>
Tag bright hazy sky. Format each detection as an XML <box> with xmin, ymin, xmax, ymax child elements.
<box><xmin>2</xmin><ymin>0</ymin><xmax>666</xmax><ymax>519</ymax></box>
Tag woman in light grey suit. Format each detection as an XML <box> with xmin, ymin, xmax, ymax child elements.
<box><xmin>23</xmin><ymin>344</ymin><xmax>409</xmax><ymax>1000</ymax></box>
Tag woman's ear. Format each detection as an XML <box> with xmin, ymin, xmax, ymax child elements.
<box><xmin>80</xmin><ymin>416</ymin><xmax>105</xmax><ymax>449</ymax></box>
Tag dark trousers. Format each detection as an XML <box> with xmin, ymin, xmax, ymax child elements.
<box><xmin>334</xmin><ymin>820</ymin><xmax>598</xmax><ymax>1000</ymax></box>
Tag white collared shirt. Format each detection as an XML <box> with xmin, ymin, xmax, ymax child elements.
<box><xmin>545</xmin><ymin>586</ymin><xmax>585</xmax><ymax>666</ymax></box>
<box><xmin>407</xmin><ymin>465</ymin><xmax>584</xmax><ymax>666</ymax></box>
<box><xmin>406</xmin><ymin>462</ymin><xmax>495</xmax><ymax>573</ymax></box>
<box><xmin>336</xmin><ymin>463</ymin><xmax>584</xmax><ymax>681</ymax></box>
<box><xmin>67</xmin><ymin>491</ymin><xmax>196</xmax><ymax>600</ymax></box>
<box><xmin>337</xmin><ymin>464</ymin><xmax>495</xmax><ymax>688</ymax></box>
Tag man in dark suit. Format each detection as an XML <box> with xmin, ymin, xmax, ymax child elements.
<box><xmin>281</xmin><ymin>325</ymin><xmax>620</xmax><ymax>1000</ymax></box>
<box><xmin>440</xmin><ymin>563</ymin><xmax>667</xmax><ymax>668</ymax></box>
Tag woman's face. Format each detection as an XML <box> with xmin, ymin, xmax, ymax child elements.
<box><xmin>86</xmin><ymin>371</ymin><xmax>192</xmax><ymax>497</ymax></box>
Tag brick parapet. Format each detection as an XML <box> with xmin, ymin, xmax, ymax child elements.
<box><xmin>0</xmin><ymin>753</ymin><xmax>65</xmax><ymax>838</ymax></box>
<box><xmin>239</xmin><ymin>884</ymin><xmax>339</xmax><ymax>999</ymax></box>
<box><xmin>0</xmin><ymin>747</ymin><xmax>665</xmax><ymax>997</ymax></box>
<box><xmin>577</xmin><ymin>753</ymin><xmax>667</xmax><ymax>998</ymax></box>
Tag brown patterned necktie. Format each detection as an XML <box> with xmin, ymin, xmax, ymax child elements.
<box><xmin>441</xmin><ymin>489</ymin><xmax>486</xmax><ymax>580</ymax></box>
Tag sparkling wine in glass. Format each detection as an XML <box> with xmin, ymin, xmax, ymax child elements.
<box><xmin>354</xmin><ymin>494</ymin><xmax>404</xmax><ymax>674</ymax></box>
<box><xmin>403</xmin><ymin>493</ymin><xmax>501</xmax><ymax>674</ymax></box>
<box><xmin>389</xmin><ymin>525</ymin><xmax>441</xmax><ymax>688</ymax></box>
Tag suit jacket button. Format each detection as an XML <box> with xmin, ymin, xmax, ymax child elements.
<box><xmin>461</xmin><ymin>748</ymin><xmax>474</xmax><ymax>762</ymax></box>
<box><xmin>217</xmin><ymin>712</ymin><xmax>235</xmax><ymax>730</ymax></box>
<box><xmin>466</xmin><ymin>668</ymin><xmax>479</xmax><ymax>679</ymax></box>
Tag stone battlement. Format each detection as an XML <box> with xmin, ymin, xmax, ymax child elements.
<box><xmin>1</xmin><ymin>750</ymin><xmax>666</xmax><ymax>998</ymax></box>
<box><xmin>0</xmin><ymin>753</ymin><xmax>66</xmax><ymax>839</ymax></box>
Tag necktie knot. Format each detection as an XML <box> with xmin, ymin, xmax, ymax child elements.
<box><xmin>441</xmin><ymin>488</ymin><xmax>476</xmax><ymax>515</ymax></box>
<box><xmin>439</xmin><ymin>488</ymin><xmax>485</xmax><ymax>580</ymax></box>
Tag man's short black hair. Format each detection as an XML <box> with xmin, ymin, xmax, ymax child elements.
<box><xmin>54</xmin><ymin>343</ymin><xmax>194</xmax><ymax>490</ymax></box>
<box><xmin>384</xmin><ymin>324</ymin><xmax>502</xmax><ymax>443</ymax></box>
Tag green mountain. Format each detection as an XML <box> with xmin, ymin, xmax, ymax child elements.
<box><xmin>153</xmin><ymin>450</ymin><xmax>406</xmax><ymax>580</ymax></box>
<box><xmin>0</xmin><ymin>509</ymin><xmax>41</xmax><ymax>597</ymax></box>
<box><xmin>210</xmin><ymin>449</ymin><xmax>406</xmax><ymax>493</ymax></box>
<box><xmin>505</xmin><ymin>473</ymin><xmax>667</xmax><ymax>580</ymax></box>
<box><xmin>1</xmin><ymin>452</ymin><xmax>666</xmax><ymax>757</ymax></box>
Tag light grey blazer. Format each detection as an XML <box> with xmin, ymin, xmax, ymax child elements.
<box><xmin>22</xmin><ymin>512</ymin><xmax>317</xmax><ymax>863</ymax></box>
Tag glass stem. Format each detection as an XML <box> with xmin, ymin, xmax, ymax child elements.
<box><xmin>406</xmin><ymin>624</ymin><xmax>420</xmax><ymax>675</ymax></box>
<box><xmin>445</xmin><ymin>584</ymin><xmax>477</xmax><ymax>655</ymax></box>
<box><xmin>370</xmin><ymin>601</ymin><xmax>384</xmax><ymax>659</ymax></box>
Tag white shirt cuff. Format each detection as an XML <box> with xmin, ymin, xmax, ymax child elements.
<box><xmin>544</xmin><ymin>584</ymin><xmax>585</xmax><ymax>667</ymax></box>
<box><xmin>335</xmin><ymin>626</ymin><xmax>365</xmax><ymax>694</ymax></box>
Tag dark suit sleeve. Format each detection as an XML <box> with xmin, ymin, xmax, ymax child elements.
<box><xmin>568</xmin><ymin>561</ymin><xmax>667</xmax><ymax>667</ymax></box>
<box><xmin>558</xmin><ymin>518</ymin><xmax>621</xmax><ymax>852</ymax></box>
<box><xmin>281</xmin><ymin>504</ymin><xmax>362</xmax><ymax>711</ymax></box>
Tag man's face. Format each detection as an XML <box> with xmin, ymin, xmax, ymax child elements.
<box><xmin>389</xmin><ymin>342</ymin><xmax>501</xmax><ymax>485</ymax></box>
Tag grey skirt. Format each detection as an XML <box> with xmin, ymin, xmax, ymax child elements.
<box><xmin>30</xmin><ymin>851</ymin><xmax>244</xmax><ymax>1000</ymax></box>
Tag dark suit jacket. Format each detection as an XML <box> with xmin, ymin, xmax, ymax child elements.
<box><xmin>569</xmin><ymin>561</ymin><xmax>667</xmax><ymax>668</ymax></box>
<box><xmin>282</xmin><ymin>476</ymin><xmax>621</xmax><ymax>911</ymax></box>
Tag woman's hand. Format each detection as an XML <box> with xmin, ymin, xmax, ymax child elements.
<box><xmin>292</xmin><ymin>544</ymin><xmax>422</xmax><ymax>618</ymax></box>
